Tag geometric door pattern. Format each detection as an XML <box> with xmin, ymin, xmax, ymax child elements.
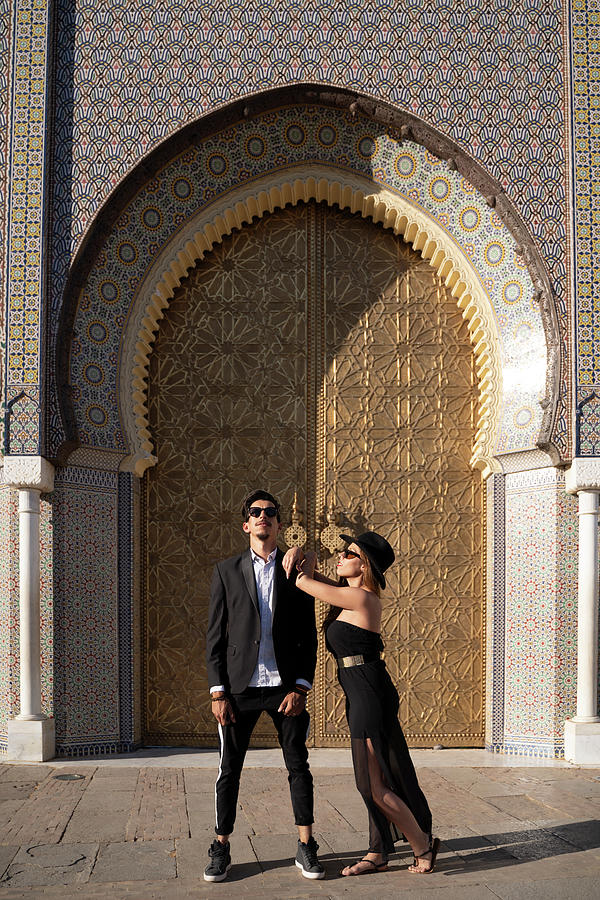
<box><xmin>144</xmin><ymin>202</ymin><xmax>483</xmax><ymax>747</ymax></box>
<box><xmin>316</xmin><ymin>206</ymin><xmax>483</xmax><ymax>747</ymax></box>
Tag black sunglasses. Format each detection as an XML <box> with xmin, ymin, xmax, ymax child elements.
<box><xmin>341</xmin><ymin>548</ymin><xmax>361</xmax><ymax>560</ymax></box>
<box><xmin>248</xmin><ymin>506</ymin><xmax>278</xmax><ymax>518</ymax></box>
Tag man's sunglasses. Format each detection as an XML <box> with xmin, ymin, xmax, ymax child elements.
<box><xmin>341</xmin><ymin>548</ymin><xmax>361</xmax><ymax>560</ymax></box>
<box><xmin>248</xmin><ymin>506</ymin><xmax>278</xmax><ymax>518</ymax></box>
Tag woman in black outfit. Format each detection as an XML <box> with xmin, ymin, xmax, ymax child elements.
<box><xmin>294</xmin><ymin>531</ymin><xmax>439</xmax><ymax>876</ymax></box>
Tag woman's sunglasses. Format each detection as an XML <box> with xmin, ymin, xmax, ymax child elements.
<box><xmin>340</xmin><ymin>548</ymin><xmax>361</xmax><ymax>560</ymax></box>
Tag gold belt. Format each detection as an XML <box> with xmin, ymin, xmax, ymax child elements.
<box><xmin>337</xmin><ymin>654</ymin><xmax>378</xmax><ymax>668</ymax></box>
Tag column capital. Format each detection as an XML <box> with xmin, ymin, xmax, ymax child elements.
<box><xmin>2</xmin><ymin>456</ymin><xmax>55</xmax><ymax>493</ymax></box>
<box><xmin>565</xmin><ymin>457</ymin><xmax>600</xmax><ymax>494</ymax></box>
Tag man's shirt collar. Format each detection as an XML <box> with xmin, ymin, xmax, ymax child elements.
<box><xmin>251</xmin><ymin>546</ymin><xmax>277</xmax><ymax>565</ymax></box>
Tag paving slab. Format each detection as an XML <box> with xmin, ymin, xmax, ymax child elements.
<box><xmin>417</xmin><ymin>769</ymin><xmax>521</xmax><ymax>827</ymax></box>
<box><xmin>0</xmin><ymin>801</ymin><xmax>28</xmax><ymax>823</ymax></box>
<box><xmin>0</xmin><ymin>842</ymin><xmax>98</xmax><ymax>888</ymax></box>
<box><xmin>185</xmin><ymin>791</ymin><xmax>221</xmax><ymax>837</ymax></box>
<box><xmin>483</xmin><ymin>792</ymin><xmax>570</xmax><ymax>823</ymax></box>
<box><xmin>88</xmin><ymin>766</ymin><xmax>140</xmax><ymax>780</ymax></box>
<box><xmin>486</xmin><ymin>876</ymin><xmax>600</xmax><ymax>900</ymax></box>
<box><xmin>125</xmin><ymin>768</ymin><xmax>188</xmax><ymax>841</ymax></box>
<box><xmin>0</xmin><ymin>766</ymin><xmax>50</xmax><ymax>783</ymax></box>
<box><xmin>62</xmin><ymin>793</ymin><xmax>137</xmax><ymax>844</ymax></box>
<box><xmin>316</xmin><ymin>828</ymin><xmax>371</xmax><ymax>858</ymax></box>
<box><xmin>0</xmin><ymin>846</ymin><xmax>19</xmax><ymax>878</ymax></box>
<box><xmin>183</xmin><ymin>769</ymin><xmax>218</xmax><ymax>793</ymax></box>
<box><xmin>483</xmin><ymin>824</ymin><xmax>583</xmax><ymax>861</ymax></box>
<box><xmin>248</xmin><ymin>832</ymin><xmax>309</xmax><ymax>873</ymax></box>
<box><xmin>0</xmin><ymin>783</ymin><xmax>38</xmax><ymax>801</ymax></box>
<box><xmin>546</xmin><ymin>819</ymin><xmax>600</xmax><ymax>850</ymax></box>
<box><xmin>89</xmin><ymin>839</ymin><xmax>176</xmax><ymax>883</ymax></box>
<box><xmin>0</xmin><ymin>770</ymin><xmax>92</xmax><ymax>846</ymax></box>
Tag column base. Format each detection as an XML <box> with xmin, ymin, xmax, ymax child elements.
<box><xmin>564</xmin><ymin>718</ymin><xmax>600</xmax><ymax>764</ymax></box>
<box><xmin>7</xmin><ymin>717</ymin><xmax>55</xmax><ymax>761</ymax></box>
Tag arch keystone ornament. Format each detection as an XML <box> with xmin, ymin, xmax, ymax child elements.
<box><xmin>58</xmin><ymin>94</ymin><xmax>558</xmax><ymax>481</ymax></box>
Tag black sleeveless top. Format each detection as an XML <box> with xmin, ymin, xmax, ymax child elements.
<box><xmin>325</xmin><ymin>618</ymin><xmax>384</xmax><ymax>658</ymax></box>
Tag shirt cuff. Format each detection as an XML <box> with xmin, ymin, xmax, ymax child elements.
<box><xmin>295</xmin><ymin>678</ymin><xmax>312</xmax><ymax>690</ymax></box>
<box><xmin>210</xmin><ymin>685</ymin><xmax>226</xmax><ymax>694</ymax></box>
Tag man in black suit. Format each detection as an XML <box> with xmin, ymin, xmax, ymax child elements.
<box><xmin>204</xmin><ymin>489</ymin><xmax>323</xmax><ymax>883</ymax></box>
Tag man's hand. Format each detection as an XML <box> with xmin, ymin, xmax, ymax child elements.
<box><xmin>211</xmin><ymin>698</ymin><xmax>236</xmax><ymax>726</ymax></box>
<box><xmin>282</xmin><ymin>546</ymin><xmax>304</xmax><ymax>578</ymax></box>
<box><xmin>278</xmin><ymin>690</ymin><xmax>306</xmax><ymax>716</ymax></box>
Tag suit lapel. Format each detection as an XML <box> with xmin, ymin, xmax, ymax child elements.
<box><xmin>241</xmin><ymin>549</ymin><xmax>259</xmax><ymax>614</ymax></box>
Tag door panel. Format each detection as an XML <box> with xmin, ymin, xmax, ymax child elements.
<box><xmin>314</xmin><ymin>206</ymin><xmax>482</xmax><ymax>746</ymax></box>
<box><xmin>144</xmin><ymin>201</ymin><xmax>483</xmax><ymax>747</ymax></box>
<box><xmin>144</xmin><ymin>206</ymin><xmax>308</xmax><ymax>745</ymax></box>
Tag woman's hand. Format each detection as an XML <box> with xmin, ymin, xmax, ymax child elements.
<box><xmin>282</xmin><ymin>546</ymin><xmax>304</xmax><ymax>578</ymax></box>
<box><xmin>296</xmin><ymin>550</ymin><xmax>316</xmax><ymax>579</ymax></box>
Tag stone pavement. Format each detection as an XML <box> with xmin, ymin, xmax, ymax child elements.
<box><xmin>0</xmin><ymin>749</ymin><xmax>599</xmax><ymax>899</ymax></box>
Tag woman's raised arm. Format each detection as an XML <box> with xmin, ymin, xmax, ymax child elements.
<box><xmin>295</xmin><ymin>570</ymin><xmax>372</xmax><ymax>611</ymax></box>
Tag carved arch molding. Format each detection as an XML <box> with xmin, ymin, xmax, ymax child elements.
<box><xmin>59</xmin><ymin>88</ymin><xmax>561</xmax><ymax>471</ymax></box>
<box><xmin>144</xmin><ymin>202</ymin><xmax>483</xmax><ymax>748</ymax></box>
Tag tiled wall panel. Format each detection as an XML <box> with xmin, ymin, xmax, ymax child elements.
<box><xmin>572</xmin><ymin>0</ymin><xmax>600</xmax><ymax>395</ymax></box>
<box><xmin>52</xmin><ymin>467</ymin><xmax>120</xmax><ymax>751</ymax></box>
<box><xmin>0</xmin><ymin>482</ymin><xmax>19</xmax><ymax>745</ymax></box>
<box><xmin>53</xmin><ymin>0</ymin><xmax>568</xmax><ymax>303</ymax></box>
<box><xmin>0</xmin><ymin>482</ymin><xmax>53</xmax><ymax>747</ymax></box>
<box><xmin>0</xmin><ymin>0</ymin><xmax>11</xmax><ymax>453</ymax></box>
<box><xmin>485</xmin><ymin>473</ymin><xmax>505</xmax><ymax>751</ymax></box>
<box><xmin>504</xmin><ymin>469</ymin><xmax>578</xmax><ymax>757</ymax></box>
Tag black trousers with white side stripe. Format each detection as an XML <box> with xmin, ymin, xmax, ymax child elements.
<box><xmin>214</xmin><ymin>686</ymin><xmax>314</xmax><ymax>836</ymax></box>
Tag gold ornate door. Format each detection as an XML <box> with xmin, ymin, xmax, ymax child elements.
<box><xmin>144</xmin><ymin>201</ymin><xmax>483</xmax><ymax>747</ymax></box>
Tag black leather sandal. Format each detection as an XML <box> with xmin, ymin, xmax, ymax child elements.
<box><xmin>408</xmin><ymin>835</ymin><xmax>440</xmax><ymax>874</ymax></box>
<box><xmin>340</xmin><ymin>856</ymin><xmax>389</xmax><ymax>876</ymax></box>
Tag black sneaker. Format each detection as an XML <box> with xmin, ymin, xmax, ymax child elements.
<box><xmin>295</xmin><ymin>836</ymin><xmax>325</xmax><ymax>879</ymax></box>
<box><xmin>204</xmin><ymin>839</ymin><xmax>231</xmax><ymax>882</ymax></box>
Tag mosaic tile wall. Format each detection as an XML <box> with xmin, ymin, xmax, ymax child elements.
<box><xmin>42</xmin><ymin>0</ymin><xmax>572</xmax><ymax>460</ymax></box>
<box><xmin>0</xmin><ymin>483</ymin><xmax>19</xmax><ymax>745</ymax></box>
<box><xmin>572</xmin><ymin>0</ymin><xmax>600</xmax><ymax>404</ymax></box>
<box><xmin>70</xmin><ymin>104</ymin><xmax>546</xmax><ymax>458</ymax></box>
<box><xmin>3</xmin><ymin>0</ymin><xmax>50</xmax><ymax>454</ymax></box>
<box><xmin>39</xmin><ymin>496</ymin><xmax>53</xmax><ymax>719</ymax></box>
<box><xmin>51</xmin><ymin>466</ymin><xmax>121</xmax><ymax>752</ymax></box>
<box><xmin>485</xmin><ymin>473</ymin><xmax>506</xmax><ymax>752</ymax></box>
<box><xmin>117</xmin><ymin>472</ymin><xmax>140</xmax><ymax>748</ymax></box>
<box><xmin>504</xmin><ymin>469</ymin><xmax>579</xmax><ymax>757</ymax></box>
<box><xmin>0</xmin><ymin>0</ymin><xmax>11</xmax><ymax>455</ymax></box>
<box><xmin>53</xmin><ymin>1</ymin><xmax>568</xmax><ymax>289</ymax></box>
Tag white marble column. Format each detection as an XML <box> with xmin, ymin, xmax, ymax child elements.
<box><xmin>565</xmin><ymin>459</ymin><xmax>600</xmax><ymax>763</ymax></box>
<box><xmin>2</xmin><ymin>456</ymin><xmax>55</xmax><ymax>761</ymax></box>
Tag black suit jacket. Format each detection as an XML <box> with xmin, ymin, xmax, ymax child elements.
<box><xmin>206</xmin><ymin>547</ymin><xmax>317</xmax><ymax>695</ymax></box>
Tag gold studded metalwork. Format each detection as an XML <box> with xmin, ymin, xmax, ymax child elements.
<box><xmin>144</xmin><ymin>202</ymin><xmax>483</xmax><ymax>748</ymax></box>
<box><xmin>283</xmin><ymin>493</ymin><xmax>307</xmax><ymax>549</ymax></box>
<box><xmin>144</xmin><ymin>206</ymin><xmax>309</xmax><ymax>746</ymax></box>
<box><xmin>315</xmin><ymin>206</ymin><xmax>483</xmax><ymax>747</ymax></box>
